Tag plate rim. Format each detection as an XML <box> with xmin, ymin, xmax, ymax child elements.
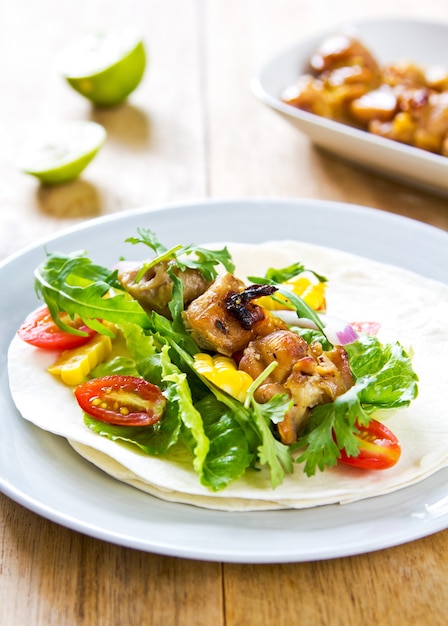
<box><xmin>1</xmin><ymin>195</ymin><xmax>447</xmax><ymax>269</ymax></box>
<box><xmin>1</xmin><ymin>196</ymin><xmax>448</xmax><ymax>563</ymax></box>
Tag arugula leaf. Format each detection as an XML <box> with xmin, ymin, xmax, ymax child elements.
<box><xmin>295</xmin><ymin>334</ymin><xmax>419</xmax><ymax>476</ymax></box>
<box><xmin>264</xmin><ymin>262</ymin><xmax>327</xmax><ymax>284</ymax></box>
<box><xmin>35</xmin><ymin>251</ymin><xmax>150</xmax><ymax>334</ymax></box>
<box><xmin>126</xmin><ymin>227</ymin><xmax>235</xmax><ymax>282</ymax></box>
<box><xmin>150</xmin><ymin>309</ymin><xmax>199</xmax><ymax>357</ymax></box>
<box><xmin>177</xmin><ymin>244</ymin><xmax>235</xmax><ymax>280</ymax></box>
<box><xmin>248</xmin><ymin>274</ymin><xmax>325</xmax><ymax>333</ymax></box>
<box><xmin>125</xmin><ymin>228</ymin><xmax>168</xmax><ymax>255</ymax></box>
<box><xmin>166</xmin><ymin>269</ymin><xmax>189</xmax><ymax>335</ymax></box>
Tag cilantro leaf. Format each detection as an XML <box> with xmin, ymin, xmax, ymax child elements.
<box><xmin>295</xmin><ymin>389</ymin><xmax>367</xmax><ymax>475</ymax></box>
<box><xmin>248</xmin><ymin>395</ymin><xmax>294</xmax><ymax>488</ymax></box>
<box><xmin>295</xmin><ymin>334</ymin><xmax>419</xmax><ymax>476</ymax></box>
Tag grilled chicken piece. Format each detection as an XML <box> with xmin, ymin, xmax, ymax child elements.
<box><xmin>413</xmin><ymin>91</ymin><xmax>448</xmax><ymax>155</ymax></box>
<box><xmin>283</xmin><ymin>33</ymin><xmax>448</xmax><ymax>156</ymax></box>
<box><xmin>309</xmin><ymin>34</ymin><xmax>381</xmax><ymax>76</ymax></box>
<box><xmin>183</xmin><ymin>273</ymin><xmax>287</xmax><ymax>356</ymax></box>
<box><xmin>118</xmin><ymin>261</ymin><xmax>212</xmax><ymax>318</ymax></box>
<box><xmin>282</xmin><ymin>65</ymin><xmax>378</xmax><ymax>124</ymax></box>
<box><xmin>282</xmin><ymin>35</ymin><xmax>381</xmax><ymax>125</ymax></box>
<box><xmin>238</xmin><ymin>330</ymin><xmax>307</xmax><ymax>383</ymax></box>
<box><xmin>369</xmin><ymin>89</ymin><xmax>448</xmax><ymax>155</ymax></box>
<box><xmin>350</xmin><ymin>85</ymin><xmax>398</xmax><ymax>124</ymax></box>
<box><xmin>382</xmin><ymin>62</ymin><xmax>428</xmax><ymax>89</ymax></box>
<box><xmin>239</xmin><ymin>330</ymin><xmax>354</xmax><ymax>444</ymax></box>
<box><xmin>183</xmin><ymin>273</ymin><xmax>255</xmax><ymax>356</ymax></box>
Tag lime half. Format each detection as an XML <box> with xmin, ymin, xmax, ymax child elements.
<box><xmin>59</xmin><ymin>29</ymin><xmax>147</xmax><ymax>107</ymax></box>
<box><xmin>17</xmin><ymin>121</ymin><xmax>106</xmax><ymax>185</ymax></box>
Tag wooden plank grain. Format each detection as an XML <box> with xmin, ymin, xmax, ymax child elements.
<box><xmin>223</xmin><ymin>532</ymin><xmax>448</xmax><ymax>626</ymax></box>
<box><xmin>0</xmin><ymin>494</ymin><xmax>223</xmax><ymax>626</ymax></box>
<box><xmin>0</xmin><ymin>0</ymin><xmax>207</xmax><ymax>261</ymax></box>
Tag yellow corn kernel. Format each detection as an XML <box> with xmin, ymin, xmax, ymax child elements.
<box><xmin>257</xmin><ymin>272</ymin><xmax>326</xmax><ymax>312</ymax></box>
<box><xmin>48</xmin><ymin>329</ymin><xmax>114</xmax><ymax>386</ymax></box>
<box><xmin>287</xmin><ymin>277</ymin><xmax>326</xmax><ymax>311</ymax></box>
<box><xmin>193</xmin><ymin>353</ymin><xmax>253</xmax><ymax>403</ymax></box>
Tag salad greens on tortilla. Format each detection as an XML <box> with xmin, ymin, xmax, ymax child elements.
<box><xmin>14</xmin><ymin>229</ymin><xmax>418</xmax><ymax>496</ymax></box>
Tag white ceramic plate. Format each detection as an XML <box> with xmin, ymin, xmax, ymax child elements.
<box><xmin>252</xmin><ymin>18</ymin><xmax>448</xmax><ymax>196</ymax></box>
<box><xmin>2</xmin><ymin>198</ymin><xmax>448</xmax><ymax>563</ymax></box>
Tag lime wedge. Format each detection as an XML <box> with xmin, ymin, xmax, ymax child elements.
<box><xmin>17</xmin><ymin>121</ymin><xmax>106</xmax><ymax>185</ymax></box>
<box><xmin>59</xmin><ymin>29</ymin><xmax>147</xmax><ymax>107</ymax></box>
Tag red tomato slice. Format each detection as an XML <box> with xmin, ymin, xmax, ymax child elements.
<box><xmin>75</xmin><ymin>375</ymin><xmax>166</xmax><ymax>427</ymax></box>
<box><xmin>18</xmin><ymin>305</ymin><xmax>97</xmax><ymax>350</ymax></box>
<box><xmin>338</xmin><ymin>419</ymin><xmax>401</xmax><ymax>470</ymax></box>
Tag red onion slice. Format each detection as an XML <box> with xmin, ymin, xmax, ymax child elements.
<box><xmin>275</xmin><ymin>310</ymin><xmax>358</xmax><ymax>345</ymax></box>
<box><xmin>321</xmin><ymin>315</ymin><xmax>358</xmax><ymax>345</ymax></box>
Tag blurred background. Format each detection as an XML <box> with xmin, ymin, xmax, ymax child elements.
<box><xmin>1</xmin><ymin>0</ymin><xmax>447</xmax><ymax>260</ymax></box>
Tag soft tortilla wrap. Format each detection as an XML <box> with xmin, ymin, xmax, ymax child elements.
<box><xmin>7</xmin><ymin>241</ymin><xmax>448</xmax><ymax>511</ymax></box>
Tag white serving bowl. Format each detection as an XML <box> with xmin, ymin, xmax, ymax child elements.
<box><xmin>252</xmin><ymin>17</ymin><xmax>448</xmax><ymax>196</ymax></box>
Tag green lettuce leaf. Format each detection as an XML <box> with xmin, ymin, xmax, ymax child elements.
<box><xmin>295</xmin><ymin>333</ymin><xmax>419</xmax><ymax>476</ymax></box>
<box><xmin>85</xmin><ymin>322</ymin><xmax>210</xmax><ymax>477</ymax></box>
<box><xmin>121</xmin><ymin>322</ymin><xmax>210</xmax><ymax>476</ymax></box>
<box><xmin>345</xmin><ymin>334</ymin><xmax>419</xmax><ymax>408</ymax></box>
<box><xmin>84</xmin><ymin>407</ymin><xmax>181</xmax><ymax>456</ymax></box>
<box><xmin>165</xmin><ymin>334</ymin><xmax>294</xmax><ymax>487</ymax></box>
<box><xmin>183</xmin><ymin>395</ymin><xmax>255</xmax><ymax>491</ymax></box>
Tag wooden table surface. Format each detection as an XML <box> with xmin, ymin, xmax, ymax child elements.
<box><xmin>1</xmin><ymin>1</ymin><xmax>448</xmax><ymax>624</ymax></box>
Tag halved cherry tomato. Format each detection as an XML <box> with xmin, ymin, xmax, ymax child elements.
<box><xmin>74</xmin><ymin>375</ymin><xmax>166</xmax><ymax>427</ymax></box>
<box><xmin>18</xmin><ymin>305</ymin><xmax>96</xmax><ymax>350</ymax></box>
<box><xmin>338</xmin><ymin>418</ymin><xmax>401</xmax><ymax>470</ymax></box>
